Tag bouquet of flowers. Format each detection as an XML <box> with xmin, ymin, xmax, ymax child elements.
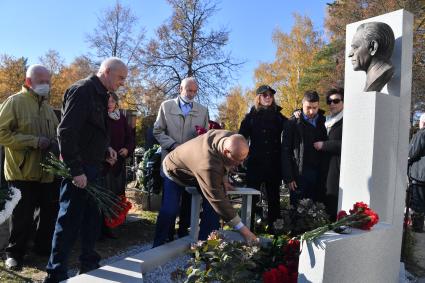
<box><xmin>104</xmin><ymin>195</ymin><xmax>132</xmax><ymax>228</ymax></box>
<box><xmin>0</xmin><ymin>186</ymin><xmax>21</xmax><ymax>225</ymax></box>
<box><xmin>274</xmin><ymin>198</ymin><xmax>330</xmax><ymax>236</ymax></box>
<box><xmin>42</xmin><ymin>153</ymin><xmax>130</xmax><ymax>222</ymax></box>
<box><xmin>300</xmin><ymin>201</ymin><xmax>379</xmax><ymax>243</ymax></box>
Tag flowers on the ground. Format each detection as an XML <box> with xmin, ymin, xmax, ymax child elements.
<box><xmin>275</xmin><ymin>198</ymin><xmax>330</xmax><ymax>236</ymax></box>
<box><xmin>301</xmin><ymin>201</ymin><xmax>379</xmax><ymax>243</ymax></box>
<box><xmin>104</xmin><ymin>195</ymin><xmax>132</xmax><ymax>228</ymax></box>
<box><xmin>42</xmin><ymin>153</ymin><xmax>130</xmax><ymax>221</ymax></box>
<box><xmin>0</xmin><ymin>186</ymin><xmax>21</xmax><ymax>224</ymax></box>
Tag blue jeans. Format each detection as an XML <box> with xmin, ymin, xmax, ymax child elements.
<box><xmin>45</xmin><ymin>165</ymin><xmax>101</xmax><ymax>282</ymax></box>
<box><xmin>153</xmin><ymin>176</ymin><xmax>220</xmax><ymax>247</ymax></box>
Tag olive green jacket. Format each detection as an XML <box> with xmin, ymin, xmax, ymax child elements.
<box><xmin>0</xmin><ymin>87</ymin><xmax>59</xmax><ymax>182</ymax></box>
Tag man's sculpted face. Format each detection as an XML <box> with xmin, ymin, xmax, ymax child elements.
<box><xmin>349</xmin><ymin>31</ymin><xmax>373</xmax><ymax>72</ymax></box>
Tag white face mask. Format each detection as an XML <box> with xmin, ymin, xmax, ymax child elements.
<box><xmin>180</xmin><ymin>95</ymin><xmax>194</xmax><ymax>103</ymax></box>
<box><xmin>33</xmin><ymin>84</ymin><xmax>50</xmax><ymax>97</ymax></box>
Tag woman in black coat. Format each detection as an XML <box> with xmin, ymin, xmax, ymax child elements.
<box><xmin>313</xmin><ymin>88</ymin><xmax>344</xmax><ymax>221</ymax></box>
<box><xmin>239</xmin><ymin>85</ymin><xmax>287</xmax><ymax>230</ymax></box>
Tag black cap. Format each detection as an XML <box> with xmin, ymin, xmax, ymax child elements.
<box><xmin>256</xmin><ymin>85</ymin><xmax>276</xmax><ymax>95</ymax></box>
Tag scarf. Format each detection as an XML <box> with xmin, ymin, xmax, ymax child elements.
<box><xmin>108</xmin><ymin>109</ymin><xmax>121</xmax><ymax>120</ymax></box>
<box><xmin>325</xmin><ymin>110</ymin><xmax>343</xmax><ymax>134</ymax></box>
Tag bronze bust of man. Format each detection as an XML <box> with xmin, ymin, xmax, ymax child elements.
<box><xmin>348</xmin><ymin>22</ymin><xmax>395</xmax><ymax>92</ymax></box>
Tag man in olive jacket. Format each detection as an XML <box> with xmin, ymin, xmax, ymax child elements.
<box><xmin>408</xmin><ymin>113</ymin><xmax>425</xmax><ymax>232</ymax></box>
<box><xmin>0</xmin><ymin>65</ymin><xmax>59</xmax><ymax>270</ymax></box>
<box><xmin>43</xmin><ymin>58</ymin><xmax>127</xmax><ymax>283</ymax></box>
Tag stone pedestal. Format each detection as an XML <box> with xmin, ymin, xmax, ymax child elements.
<box><xmin>299</xmin><ymin>9</ymin><xmax>413</xmax><ymax>282</ymax></box>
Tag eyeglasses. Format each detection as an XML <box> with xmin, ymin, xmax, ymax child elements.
<box><xmin>326</xmin><ymin>98</ymin><xmax>342</xmax><ymax>105</ymax></box>
<box><xmin>260</xmin><ymin>93</ymin><xmax>274</xmax><ymax>98</ymax></box>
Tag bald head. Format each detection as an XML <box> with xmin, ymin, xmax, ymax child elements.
<box><xmin>222</xmin><ymin>134</ymin><xmax>249</xmax><ymax>167</ymax></box>
<box><xmin>97</xmin><ymin>57</ymin><xmax>128</xmax><ymax>92</ymax></box>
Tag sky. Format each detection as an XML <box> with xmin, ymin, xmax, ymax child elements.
<box><xmin>0</xmin><ymin>0</ymin><xmax>330</xmax><ymax>114</ymax></box>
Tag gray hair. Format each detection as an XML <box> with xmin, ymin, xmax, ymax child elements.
<box><xmin>26</xmin><ymin>64</ymin><xmax>50</xmax><ymax>79</ymax></box>
<box><xmin>181</xmin><ymin>77</ymin><xmax>198</xmax><ymax>88</ymax></box>
<box><xmin>98</xmin><ymin>57</ymin><xmax>127</xmax><ymax>73</ymax></box>
<box><xmin>356</xmin><ymin>22</ymin><xmax>395</xmax><ymax>60</ymax></box>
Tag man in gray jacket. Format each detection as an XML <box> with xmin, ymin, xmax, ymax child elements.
<box><xmin>153</xmin><ymin>77</ymin><xmax>218</xmax><ymax>246</ymax></box>
<box><xmin>409</xmin><ymin>113</ymin><xmax>425</xmax><ymax>232</ymax></box>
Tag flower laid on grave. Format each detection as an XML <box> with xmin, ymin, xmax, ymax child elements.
<box><xmin>300</xmin><ymin>202</ymin><xmax>379</xmax><ymax>243</ymax></box>
<box><xmin>0</xmin><ymin>186</ymin><xmax>21</xmax><ymax>225</ymax></box>
<box><xmin>42</xmin><ymin>153</ymin><xmax>130</xmax><ymax>221</ymax></box>
<box><xmin>185</xmin><ymin>231</ymin><xmax>299</xmax><ymax>283</ymax></box>
<box><xmin>104</xmin><ymin>195</ymin><xmax>132</xmax><ymax>228</ymax></box>
<box><xmin>274</xmin><ymin>198</ymin><xmax>330</xmax><ymax>236</ymax></box>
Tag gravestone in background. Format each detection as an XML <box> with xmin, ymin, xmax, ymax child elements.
<box><xmin>298</xmin><ymin>9</ymin><xmax>413</xmax><ymax>283</ymax></box>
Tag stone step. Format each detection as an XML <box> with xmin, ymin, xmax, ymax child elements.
<box><xmin>64</xmin><ymin>236</ymin><xmax>194</xmax><ymax>282</ymax></box>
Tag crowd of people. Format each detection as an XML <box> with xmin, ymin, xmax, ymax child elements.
<box><xmin>0</xmin><ymin>54</ymin><xmax>421</xmax><ymax>283</ymax></box>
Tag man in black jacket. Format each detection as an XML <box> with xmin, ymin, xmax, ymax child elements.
<box><xmin>43</xmin><ymin>57</ymin><xmax>128</xmax><ymax>283</ymax></box>
<box><xmin>282</xmin><ymin>90</ymin><xmax>327</xmax><ymax>205</ymax></box>
<box><xmin>408</xmin><ymin>114</ymin><xmax>425</xmax><ymax>232</ymax></box>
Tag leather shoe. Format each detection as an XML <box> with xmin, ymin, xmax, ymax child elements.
<box><xmin>5</xmin><ymin>257</ymin><xmax>22</xmax><ymax>270</ymax></box>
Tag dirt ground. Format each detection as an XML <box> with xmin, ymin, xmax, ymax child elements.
<box><xmin>0</xmin><ymin>189</ymin><xmax>157</xmax><ymax>283</ymax></box>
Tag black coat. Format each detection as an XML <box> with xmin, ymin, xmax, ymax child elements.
<box><xmin>281</xmin><ymin>110</ymin><xmax>327</xmax><ymax>184</ymax></box>
<box><xmin>322</xmin><ymin>118</ymin><xmax>343</xmax><ymax>196</ymax></box>
<box><xmin>58</xmin><ymin>75</ymin><xmax>110</xmax><ymax>176</ymax></box>
<box><xmin>239</xmin><ymin>106</ymin><xmax>287</xmax><ymax>184</ymax></box>
<box><xmin>409</xmin><ymin>128</ymin><xmax>425</xmax><ymax>183</ymax></box>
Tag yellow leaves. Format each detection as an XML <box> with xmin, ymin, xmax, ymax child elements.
<box><xmin>254</xmin><ymin>13</ymin><xmax>322</xmax><ymax>117</ymax></box>
<box><xmin>0</xmin><ymin>55</ymin><xmax>27</xmax><ymax>103</ymax></box>
<box><xmin>218</xmin><ymin>86</ymin><xmax>252</xmax><ymax>132</ymax></box>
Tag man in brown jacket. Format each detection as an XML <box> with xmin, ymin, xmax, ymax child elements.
<box><xmin>153</xmin><ymin>130</ymin><xmax>257</xmax><ymax>245</ymax></box>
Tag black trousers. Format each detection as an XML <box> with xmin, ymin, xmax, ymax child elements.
<box><xmin>247</xmin><ymin>179</ymin><xmax>281</xmax><ymax>229</ymax></box>
<box><xmin>5</xmin><ymin>180</ymin><xmax>59</xmax><ymax>259</ymax></box>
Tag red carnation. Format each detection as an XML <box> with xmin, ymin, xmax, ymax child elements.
<box><xmin>336</xmin><ymin>210</ymin><xmax>348</xmax><ymax>220</ymax></box>
<box><xmin>195</xmin><ymin>125</ymin><xmax>207</xmax><ymax>135</ymax></box>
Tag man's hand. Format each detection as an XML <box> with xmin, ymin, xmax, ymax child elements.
<box><xmin>72</xmin><ymin>174</ymin><xmax>87</xmax><ymax>188</ymax></box>
<box><xmin>313</xmin><ymin>141</ymin><xmax>324</xmax><ymax>150</ymax></box>
<box><xmin>293</xmin><ymin>110</ymin><xmax>302</xmax><ymax>119</ymax></box>
<box><xmin>108</xmin><ymin>147</ymin><xmax>117</xmax><ymax>160</ymax></box>
<box><xmin>288</xmin><ymin>180</ymin><xmax>297</xmax><ymax>191</ymax></box>
<box><xmin>118</xmin><ymin>148</ymin><xmax>128</xmax><ymax>158</ymax></box>
<box><xmin>38</xmin><ymin>136</ymin><xmax>51</xmax><ymax>150</ymax></box>
<box><xmin>239</xmin><ymin>226</ymin><xmax>258</xmax><ymax>244</ymax></box>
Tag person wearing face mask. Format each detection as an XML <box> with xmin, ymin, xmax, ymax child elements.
<box><xmin>43</xmin><ymin>57</ymin><xmax>128</xmax><ymax>283</ymax></box>
<box><xmin>0</xmin><ymin>64</ymin><xmax>59</xmax><ymax>270</ymax></box>
<box><xmin>152</xmin><ymin>77</ymin><xmax>219</xmax><ymax>247</ymax></box>
<box><xmin>313</xmin><ymin>88</ymin><xmax>344</xmax><ymax>221</ymax></box>
<box><xmin>239</xmin><ymin>85</ymin><xmax>287</xmax><ymax>231</ymax></box>
<box><xmin>282</xmin><ymin>90</ymin><xmax>328</xmax><ymax>206</ymax></box>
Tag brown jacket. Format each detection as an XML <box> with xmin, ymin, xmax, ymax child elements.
<box><xmin>163</xmin><ymin>129</ymin><xmax>241</xmax><ymax>227</ymax></box>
